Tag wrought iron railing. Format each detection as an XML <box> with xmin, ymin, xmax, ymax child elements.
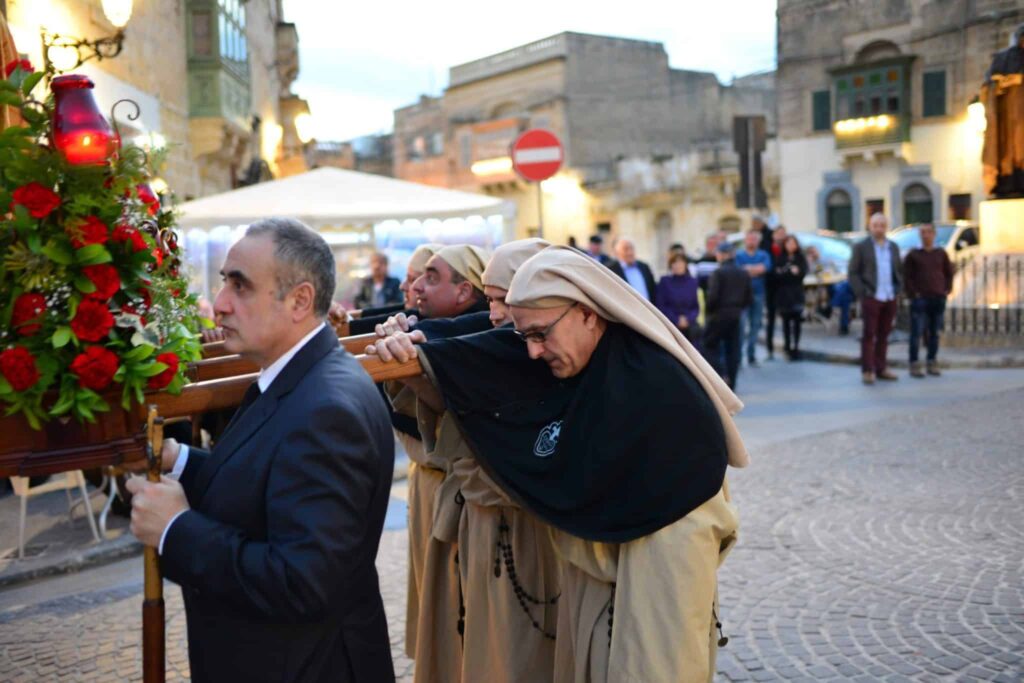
<box><xmin>945</xmin><ymin>252</ymin><xmax>1024</xmax><ymax>337</ymax></box>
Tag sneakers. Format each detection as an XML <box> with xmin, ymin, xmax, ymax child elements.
<box><xmin>910</xmin><ymin>362</ymin><xmax>925</xmax><ymax>378</ymax></box>
<box><xmin>927</xmin><ymin>361</ymin><xmax>942</xmax><ymax>376</ymax></box>
<box><xmin>862</xmin><ymin>371</ymin><xmax>875</xmax><ymax>385</ymax></box>
<box><xmin>877</xmin><ymin>370</ymin><xmax>899</xmax><ymax>381</ymax></box>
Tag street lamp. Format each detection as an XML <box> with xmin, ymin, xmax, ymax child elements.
<box><xmin>294</xmin><ymin>112</ymin><xmax>314</xmax><ymax>145</ymax></box>
<box><xmin>50</xmin><ymin>75</ymin><xmax>120</xmax><ymax>166</ymax></box>
<box><xmin>967</xmin><ymin>97</ymin><xmax>986</xmax><ymax>134</ymax></box>
<box><xmin>42</xmin><ymin>0</ymin><xmax>134</xmax><ymax>74</ymax></box>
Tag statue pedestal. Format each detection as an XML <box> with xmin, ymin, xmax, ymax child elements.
<box><xmin>980</xmin><ymin>198</ymin><xmax>1024</xmax><ymax>254</ymax></box>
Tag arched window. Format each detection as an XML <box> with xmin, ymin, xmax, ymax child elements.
<box><xmin>826</xmin><ymin>189</ymin><xmax>853</xmax><ymax>232</ymax></box>
<box><xmin>903</xmin><ymin>183</ymin><xmax>933</xmax><ymax>224</ymax></box>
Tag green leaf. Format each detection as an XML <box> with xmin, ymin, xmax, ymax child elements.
<box><xmin>27</xmin><ymin>233</ymin><xmax>42</xmax><ymax>253</ymax></box>
<box><xmin>123</xmin><ymin>344</ymin><xmax>154</xmax><ymax>362</ymax></box>
<box><xmin>0</xmin><ymin>91</ymin><xmax>21</xmax><ymax>107</ymax></box>
<box><xmin>0</xmin><ymin>80</ymin><xmax>17</xmax><ymax>92</ymax></box>
<box><xmin>41</xmin><ymin>241</ymin><xmax>74</xmax><ymax>265</ymax></box>
<box><xmin>51</xmin><ymin>326</ymin><xmax>72</xmax><ymax>349</ymax></box>
<box><xmin>138</xmin><ymin>362</ymin><xmax>168</xmax><ymax>378</ymax></box>
<box><xmin>74</xmin><ymin>244</ymin><xmax>113</xmax><ymax>265</ymax></box>
<box><xmin>0</xmin><ymin>376</ymin><xmax>11</xmax><ymax>395</ymax></box>
<box><xmin>20</xmin><ymin>72</ymin><xmax>44</xmax><ymax>96</ymax></box>
<box><xmin>73</xmin><ymin>275</ymin><xmax>97</xmax><ymax>294</ymax></box>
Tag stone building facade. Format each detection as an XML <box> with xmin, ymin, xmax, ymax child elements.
<box><xmin>777</xmin><ymin>0</ymin><xmax>1024</xmax><ymax>232</ymax></box>
<box><xmin>393</xmin><ymin>32</ymin><xmax>779</xmax><ymax>266</ymax></box>
<box><xmin>4</xmin><ymin>0</ymin><xmax>310</xmax><ymax>200</ymax></box>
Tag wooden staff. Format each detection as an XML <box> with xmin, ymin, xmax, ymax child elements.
<box><xmin>143</xmin><ymin>406</ymin><xmax>165</xmax><ymax>683</ymax></box>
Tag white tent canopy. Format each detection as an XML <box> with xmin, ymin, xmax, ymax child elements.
<box><xmin>176</xmin><ymin>167</ymin><xmax>514</xmax><ymax>230</ymax></box>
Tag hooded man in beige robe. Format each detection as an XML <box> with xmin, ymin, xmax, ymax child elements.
<box><xmin>381</xmin><ymin>244</ymin><xmax>491</xmax><ymax>682</ymax></box>
<box><xmin>374</xmin><ymin>245</ymin><xmax>746</xmax><ymax>683</ymax></box>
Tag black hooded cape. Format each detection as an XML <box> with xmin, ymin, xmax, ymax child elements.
<box><xmin>420</xmin><ymin>322</ymin><xmax>728</xmax><ymax>543</ymax></box>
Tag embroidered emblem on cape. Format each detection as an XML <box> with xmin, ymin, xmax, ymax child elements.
<box><xmin>533</xmin><ymin>420</ymin><xmax>562</xmax><ymax>458</ymax></box>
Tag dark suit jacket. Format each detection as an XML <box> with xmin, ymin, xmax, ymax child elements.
<box><xmin>706</xmin><ymin>260</ymin><xmax>753</xmax><ymax>323</ymax></box>
<box><xmin>608</xmin><ymin>259</ymin><xmax>658</xmax><ymax>303</ymax></box>
<box><xmin>354</xmin><ymin>276</ymin><xmax>402</xmax><ymax>310</ymax></box>
<box><xmin>847</xmin><ymin>238</ymin><xmax>902</xmax><ymax>300</ymax></box>
<box><xmin>163</xmin><ymin>325</ymin><xmax>396</xmax><ymax>683</ymax></box>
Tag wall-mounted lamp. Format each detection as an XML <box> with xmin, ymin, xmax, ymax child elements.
<box><xmin>42</xmin><ymin>0</ymin><xmax>134</xmax><ymax>74</ymax></box>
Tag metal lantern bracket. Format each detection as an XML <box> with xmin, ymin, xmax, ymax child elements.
<box><xmin>42</xmin><ymin>29</ymin><xmax>126</xmax><ymax>74</ymax></box>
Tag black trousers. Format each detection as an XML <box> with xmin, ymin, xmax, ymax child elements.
<box><xmin>764</xmin><ymin>287</ymin><xmax>778</xmax><ymax>355</ymax></box>
<box><xmin>704</xmin><ymin>317</ymin><xmax>742</xmax><ymax>390</ymax></box>
<box><xmin>781</xmin><ymin>311</ymin><xmax>802</xmax><ymax>355</ymax></box>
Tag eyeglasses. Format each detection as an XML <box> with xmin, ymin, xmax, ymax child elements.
<box><xmin>514</xmin><ymin>303</ymin><xmax>577</xmax><ymax>344</ymax></box>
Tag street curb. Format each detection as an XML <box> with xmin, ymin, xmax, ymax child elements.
<box><xmin>798</xmin><ymin>348</ymin><xmax>1024</xmax><ymax>369</ymax></box>
<box><xmin>0</xmin><ymin>533</ymin><xmax>143</xmax><ymax>590</ymax></box>
<box><xmin>0</xmin><ymin>462</ymin><xmax>411</xmax><ymax>591</ymax></box>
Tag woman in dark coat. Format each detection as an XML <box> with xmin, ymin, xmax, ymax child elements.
<box><xmin>655</xmin><ymin>251</ymin><xmax>702</xmax><ymax>348</ymax></box>
<box><xmin>773</xmin><ymin>235</ymin><xmax>808</xmax><ymax>360</ymax></box>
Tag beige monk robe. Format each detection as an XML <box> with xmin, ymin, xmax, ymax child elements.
<box><xmin>504</xmin><ymin>246</ymin><xmax>750</xmax><ymax>681</ymax></box>
<box><xmin>551</xmin><ymin>486</ymin><xmax>738</xmax><ymax>683</ymax></box>
<box><xmin>388</xmin><ymin>383</ymin><xmax>459</xmax><ymax>676</ymax></box>
<box><xmin>443</xmin><ymin>236</ymin><xmax>559</xmax><ymax>683</ymax></box>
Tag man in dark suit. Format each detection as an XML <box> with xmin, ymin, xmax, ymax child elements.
<box><xmin>848</xmin><ymin>212</ymin><xmax>903</xmax><ymax>385</ymax></box>
<box><xmin>608</xmin><ymin>237</ymin><xmax>657</xmax><ymax>302</ymax></box>
<box><xmin>127</xmin><ymin>218</ymin><xmax>395</xmax><ymax>682</ymax></box>
<box><xmin>354</xmin><ymin>251</ymin><xmax>402</xmax><ymax>310</ymax></box>
<box><xmin>586</xmin><ymin>234</ymin><xmax>613</xmax><ymax>266</ymax></box>
<box><xmin>703</xmin><ymin>241</ymin><xmax>753</xmax><ymax>390</ymax></box>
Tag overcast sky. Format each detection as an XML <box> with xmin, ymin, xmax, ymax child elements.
<box><xmin>283</xmin><ymin>0</ymin><xmax>777</xmax><ymax>142</ymax></box>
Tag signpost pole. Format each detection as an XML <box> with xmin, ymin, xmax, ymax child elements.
<box><xmin>536</xmin><ymin>182</ymin><xmax>544</xmax><ymax>239</ymax></box>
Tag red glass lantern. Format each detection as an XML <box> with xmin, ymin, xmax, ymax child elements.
<box><xmin>50</xmin><ymin>75</ymin><xmax>120</xmax><ymax>166</ymax></box>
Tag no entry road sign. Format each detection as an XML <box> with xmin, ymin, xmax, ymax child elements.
<box><xmin>511</xmin><ymin>129</ymin><xmax>564</xmax><ymax>182</ymax></box>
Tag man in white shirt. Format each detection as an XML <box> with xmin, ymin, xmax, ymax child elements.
<box><xmin>608</xmin><ymin>237</ymin><xmax>657</xmax><ymax>303</ymax></box>
<box><xmin>847</xmin><ymin>213</ymin><xmax>903</xmax><ymax>385</ymax></box>
<box><xmin>126</xmin><ymin>218</ymin><xmax>396</xmax><ymax>682</ymax></box>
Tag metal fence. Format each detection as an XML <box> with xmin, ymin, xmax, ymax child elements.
<box><xmin>893</xmin><ymin>252</ymin><xmax>1024</xmax><ymax>339</ymax></box>
<box><xmin>946</xmin><ymin>253</ymin><xmax>1023</xmax><ymax>337</ymax></box>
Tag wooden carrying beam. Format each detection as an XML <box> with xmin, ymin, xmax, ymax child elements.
<box><xmin>200</xmin><ymin>332</ymin><xmax>378</xmax><ymax>361</ymax></box>
<box><xmin>0</xmin><ymin>355</ymin><xmax>422</xmax><ymax>478</ymax></box>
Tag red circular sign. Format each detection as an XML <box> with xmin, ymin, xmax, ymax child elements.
<box><xmin>510</xmin><ymin>129</ymin><xmax>564</xmax><ymax>182</ymax></box>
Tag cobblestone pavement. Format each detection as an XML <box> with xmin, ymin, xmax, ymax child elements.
<box><xmin>715</xmin><ymin>387</ymin><xmax>1024</xmax><ymax>682</ymax></box>
<box><xmin>0</xmin><ymin>381</ymin><xmax>1021</xmax><ymax>681</ymax></box>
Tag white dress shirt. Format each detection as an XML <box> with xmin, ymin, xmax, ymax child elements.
<box><xmin>158</xmin><ymin>322</ymin><xmax>326</xmax><ymax>554</ymax></box>
<box><xmin>873</xmin><ymin>240</ymin><xmax>895</xmax><ymax>302</ymax></box>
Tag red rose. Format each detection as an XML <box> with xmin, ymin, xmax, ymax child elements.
<box><xmin>12</xmin><ymin>293</ymin><xmax>47</xmax><ymax>336</ymax></box>
<box><xmin>67</xmin><ymin>216</ymin><xmax>109</xmax><ymax>249</ymax></box>
<box><xmin>81</xmin><ymin>264</ymin><xmax>121</xmax><ymax>301</ymax></box>
<box><xmin>112</xmin><ymin>223</ymin><xmax>148</xmax><ymax>252</ymax></box>
<box><xmin>11</xmin><ymin>182</ymin><xmax>60</xmax><ymax>219</ymax></box>
<box><xmin>4</xmin><ymin>59</ymin><xmax>33</xmax><ymax>78</ymax></box>
<box><xmin>147</xmin><ymin>352</ymin><xmax>180</xmax><ymax>390</ymax></box>
<box><xmin>70</xmin><ymin>298</ymin><xmax>114</xmax><ymax>342</ymax></box>
<box><xmin>0</xmin><ymin>347</ymin><xmax>41</xmax><ymax>392</ymax></box>
<box><xmin>151</xmin><ymin>248</ymin><xmax>164</xmax><ymax>267</ymax></box>
<box><xmin>69</xmin><ymin>346</ymin><xmax>119</xmax><ymax>391</ymax></box>
<box><xmin>136</xmin><ymin>184</ymin><xmax>160</xmax><ymax>216</ymax></box>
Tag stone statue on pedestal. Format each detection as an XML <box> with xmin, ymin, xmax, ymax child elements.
<box><xmin>982</xmin><ymin>24</ymin><xmax>1024</xmax><ymax>198</ymax></box>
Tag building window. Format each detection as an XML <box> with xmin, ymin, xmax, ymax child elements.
<box><xmin>948</xmin><ymin>193</ymin><xmax>971</xmax><ymax>220</ymax></box>
<box><xmin>826</xmin><ymin>189</ymin><xmax>853</xmax><ymax>232</ymax></box>
<box><xmin>217</xmin><ymin>0</ymin><xmax>247</xmax><ymax>66</ymax></box>
<box><xmin>812</xmin><ymin>90</ymin><xmax>831</xmax><ymax>131</ymax></box>
<box><xmin>903</xmin><ymin>184</ymin><xmax>933</xmax><ymax>223</ymax></box>
<box><xmin>430</xmin><ymin>132</ymin><xmax>444</xmax><ymax>156</ymax></box>
<box><xmin>922</xmin><ymin>71</ymin><xmax>946</xmax><ymax>117</ymax></box>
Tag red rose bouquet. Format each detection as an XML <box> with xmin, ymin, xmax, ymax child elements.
<box><xmin>0</xmin><ymin>63</ymin><xmax>206</xmax><ymax>428</ymax></box>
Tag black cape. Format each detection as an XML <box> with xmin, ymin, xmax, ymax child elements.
<box><xmin>421</xmin><ymin>323</ymin><xmax>728</xmax><ymax>543</ymax></box>
<box><xmin>382</xmin><ymin>302</ymin><xmax>491</xmax><ymax>439</ymax></box>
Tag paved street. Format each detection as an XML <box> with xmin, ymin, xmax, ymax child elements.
<box><xmin>0</xmin><ymin>361</ymin><xmax>1022</xmax><ymax>681</ymax></box>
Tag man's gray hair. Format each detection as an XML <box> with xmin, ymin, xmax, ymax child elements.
<box><xmin>245</xmin><ymin>217</ymin><xmax>336</xmax><ymax>317</ymax></box>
